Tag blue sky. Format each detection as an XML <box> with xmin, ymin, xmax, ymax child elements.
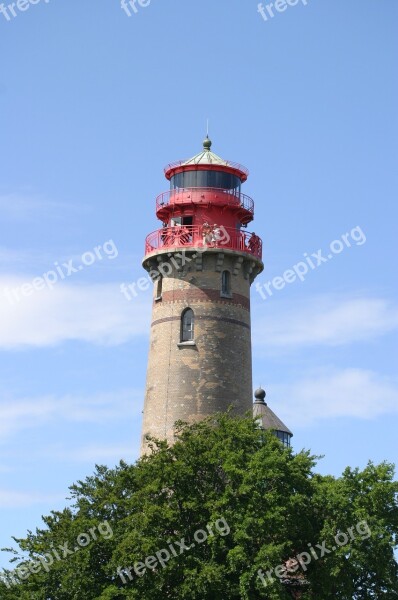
<box><xmin>0</xmin><ymin>0</ymin><xmax>397</xmax><ymax>570</ymax></box>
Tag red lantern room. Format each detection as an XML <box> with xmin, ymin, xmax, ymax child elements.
<box><xmin>144</xmin><ymin>136</ymin><xmax>262</xmax><ymax>259</ymax></box>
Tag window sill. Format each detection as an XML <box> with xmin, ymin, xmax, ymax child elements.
<box><xmin>220</xmin><ymin>292</ymin><xmax>233</xmax><ymax>299</ymax></box>
<box><xmin>177</xmin><ymin>341</ymin><xmax>196</xmax><ymax>347</ymax></box>
<box><xmin>154</xmin><ymin>296</ymin><xmax>162</xmax><ymax>302</ymax></box>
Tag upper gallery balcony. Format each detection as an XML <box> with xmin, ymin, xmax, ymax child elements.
<box><xmin>155</xmin><ymin>187</ymin><xmax>254</xmax><ymax>225</ymax></box>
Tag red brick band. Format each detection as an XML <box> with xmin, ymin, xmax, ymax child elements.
<box><xmin>158</xmin><ymin>289</ymin><xmax>250</xmax><ymax>311</ymax></box>
<box><xmin>151</xmin><ymin>315</ymin><xmax>250</xmax><ymax>330</ymax></box>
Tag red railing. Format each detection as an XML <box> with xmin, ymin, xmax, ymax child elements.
<box><xmin>155</xmin><ymin>187</ymin><xmax>254</xmax><ymax>215</ymax></box>
<box><xmin>164</xmin><ymin>160</ymin><xmax>249</xmax><ymax>178</ymax></box>
<box><xmin>144</xmin><ymin>225</ymin><xmax>262</xmax><ymax>260</ymax></box>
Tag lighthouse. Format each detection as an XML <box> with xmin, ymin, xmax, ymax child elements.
<box><xmin>140</xmin><ymin>137</ymin><xmax>265</xmax><ymax>454</ymax></box>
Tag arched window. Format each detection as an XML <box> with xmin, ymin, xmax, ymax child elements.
<box><xmin>221</xmin><ymin>270</ymin><xmax>231</xmax><ymax>296</ymax></box>
<box><xmin>181</xmin><ymin>308</ymin><xmax>195</xmax><ymax>342</ymax></box>
<box><xmin>155</xmin><ymin>276</ymin><xmax>163</xmax><ymax>300</ymax></box>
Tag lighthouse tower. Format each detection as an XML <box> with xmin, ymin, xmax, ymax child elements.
<box><xmin>141</xmin><ymin>137</ymin><xmax>264</xmax><ymax>454</ymax></box>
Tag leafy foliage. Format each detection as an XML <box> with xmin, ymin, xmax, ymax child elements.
<box><xmin>1</xmin><ymin>414</ymin><xmax>397</xmax><ymax>599</ymax></box>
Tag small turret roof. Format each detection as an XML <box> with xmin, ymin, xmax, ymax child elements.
<box><xmin>253</xmin><ymin>388</ymin><xmax>293</xmax><ymax>436</ymax></box>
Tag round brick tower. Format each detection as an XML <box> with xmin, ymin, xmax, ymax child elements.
<box><xmin>141</xmin><ymin>137</ymin><xmax>263</xmax><ymax>454</ymax></box>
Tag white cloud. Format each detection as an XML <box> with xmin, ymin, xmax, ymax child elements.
<box><xmin>0</xmin><ymin>247</ymin><xmax>39</xmax><ymax>267</ymax></box>
<box><xmin>0</xmin><ymin>246</ymin><xmax>139</xmax><ymax>281</ymax></box>
<box><xmin>0</xmin><ymin>192</ymin><xmax>85</xmax><ymax>222</ymax></box>
<box><xmin>0</xmin><ymin>489</ymin><xmax>65</xmax><ymax>509</ymax></box>
<box><xmin>254</xmin><ymin>296</ymin><xmax>398</xmax><ymax>350</ymax></box>
<box><xmin>0</xmin><ymin>389</ymin><xmax>143</xmax><ymax>441</ymax></box>
<box><xmin>0</xmin><ymin>278</ymin><xmax>150</xmax><ymax>348</ymax></box>
<box><xmin>49</xmin><ymin>443</ymin><xmax>139</xmax><ymax>463</ymax></box>
<box><xmin>269</xmin><ymin>368</ymin><xmax>398</xmax><ymax>427</ymax></box>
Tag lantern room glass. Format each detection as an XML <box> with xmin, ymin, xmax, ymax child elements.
<box><xmin>170</xmin><ymin>170</ymin><xmax>241</xmax><ymax>194</ymax></box>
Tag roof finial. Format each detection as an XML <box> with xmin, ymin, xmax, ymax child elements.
<box><xmin>203</xmin><ymin>119</ymin><xmax>212</xmax><ymax>151</ymax></box>
<box><xmin>254</xmin><ymin>387</ymin><xmax>266</xmax><ymax>403</ymax></box>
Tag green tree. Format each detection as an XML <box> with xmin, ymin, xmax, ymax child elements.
<box><xmin>1</xmin><ymin>414</ymin><xmax>397</xmax><ymax>599</ymax></box>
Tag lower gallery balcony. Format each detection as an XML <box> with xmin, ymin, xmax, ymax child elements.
<box><xmin>144</xmin><ymin>225</ymin><xmax>262</xmax><ymax>260</ymax></box>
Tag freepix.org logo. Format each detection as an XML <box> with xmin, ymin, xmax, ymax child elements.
<box><xmin>117</xmin><ymin>517</ymin><xmax>230</xmax><ymax>584</ymax></box>
<box><xmin>255</xmin><ymin>226</ymin><xmax>366</xmax><ymax>302</ymax></box>
<box><xmin>3</xmin><ymin>239</ymin><xmax>119</xmax><ymax>306</ymax></box>
<box><xmin>257</xmin><ymin>520</ymin><xmax>372</xmax><ymax>588</ymax></box>
<box><xmin>0</xmin><ymin>0</ymin><xmax>50</xmax><ymax>22</ymax></box>
<box><xmin>2</xmin><ymin>521</ymin><xmax>113</xmax><ymax>589</ymax></box>
<box><xmin>121</xmin><ymin>0</ymin><xmax>151</xmax><ymax>17</ymax></box>
<box><xmin>257</xmin><ymin>0</ymin><xmax>309</xmax><ymax>22</ymax></box>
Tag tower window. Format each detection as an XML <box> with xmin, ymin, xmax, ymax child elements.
<box><xmin>221</xmin><ymin>270</ymin><xmax>231</xmax><ymax>297</ymax></box>
<box><xmin>181</xmin><ymin>308</ymin><xmax>195</xmax><ymax>342</ymax></box>
<box><xmin>155</xmin><ymin>276</ymin><xmax>163</xmax><ymax>300</ymax></box>
<box><xmin>275</xmin><ymin>431</ymin><xmax>291</xmax><ymax>448</ymax></box>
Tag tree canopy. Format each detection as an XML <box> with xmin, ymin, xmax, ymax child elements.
<box><xmin>1</xmin><ymin>414</ymin><xmax>398</xmax><ymax>599</ymax></box>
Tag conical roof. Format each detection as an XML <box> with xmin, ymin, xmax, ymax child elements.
<box><xmin>253</xmin><ymin>388</ymin><xmax>293</xmax><ymax>436</ymax></box>
<box><xmin>182</xmin><ymin>136</ymin><xmax>232</xmax><ymax>168</ymax></box>
<box><xmin>164</xmin><ymin>136</ymin><xmax>249</xmax><ymax>180</ymax></box>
